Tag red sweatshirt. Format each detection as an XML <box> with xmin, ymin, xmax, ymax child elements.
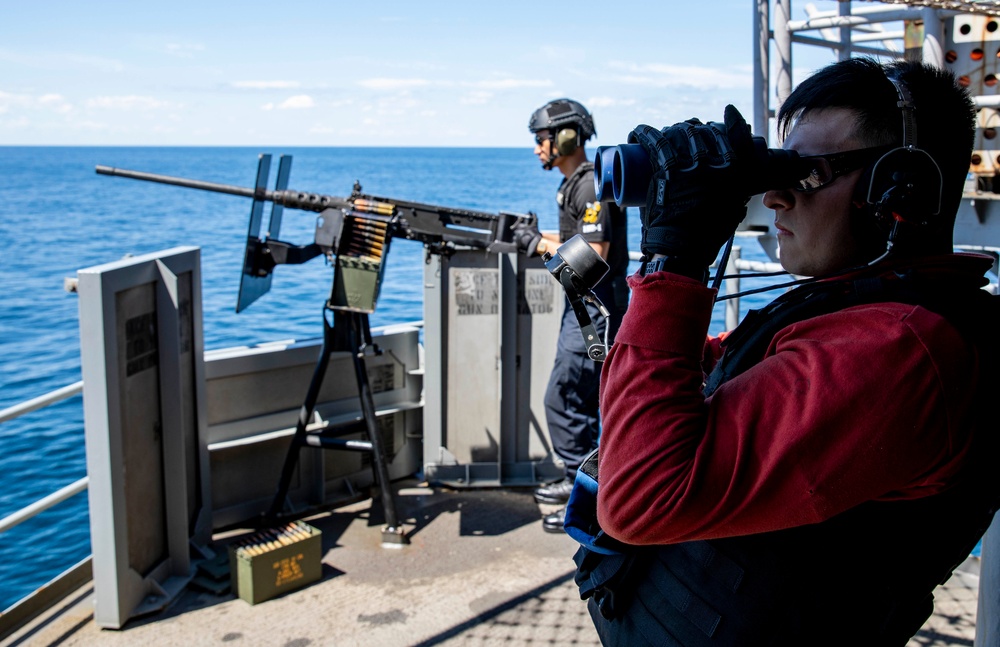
<box><xmin>597</xmin><ymin>255</ymin><xmax>991</xmax><ymax>546</ymax></box>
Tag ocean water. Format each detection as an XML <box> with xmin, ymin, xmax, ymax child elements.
<box><xmin>0</xmin><ymin>146</ymin><xmax>782</xmax><ymax>611</ymax></box>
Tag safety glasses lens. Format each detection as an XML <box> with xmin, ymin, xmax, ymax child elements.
<box><xmin>792</xmin><ymin>146</ymin><xmax>891</xmax><ymax>193</ymax></box>
<box><xmin>795</xmin><ymin>158</ymin><xmax>835</xmax><ymax>192</ymax></box>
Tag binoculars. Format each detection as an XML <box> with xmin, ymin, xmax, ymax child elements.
<box><xmin>594</xmin><ymin>136</ymin><xmax>806</xmax><ymax>207</ymax></box>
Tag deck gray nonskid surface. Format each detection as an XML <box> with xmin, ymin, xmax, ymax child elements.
<box><xmin>4</xmin><ymin>480</ymin><xmax>979</xmax><ymax>646</ymax></box>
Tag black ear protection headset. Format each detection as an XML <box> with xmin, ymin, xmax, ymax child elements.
<box><xmin>857</xmin><ymin>74</ymin><xmax>944</xmax><ymax>255</ymax></box>
<box><xmin>718</xmin><ymin>70</ymin><xmax>953</xmax><ymax>303</ymax></box>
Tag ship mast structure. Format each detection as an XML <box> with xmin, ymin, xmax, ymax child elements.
<box><xmin>749</xmin><ymin>0</ymin><xmax>1000</xmax><ymax>267</ymax></box>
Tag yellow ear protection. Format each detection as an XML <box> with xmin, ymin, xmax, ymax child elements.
<box><xmin>555</xmin><ymin>127</ymin><xmax>580</xmax><ymax>156</ymax></box>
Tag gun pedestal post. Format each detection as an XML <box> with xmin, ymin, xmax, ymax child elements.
<box><xmin>267</xmin><ymin>294</ymin><xmax>407</xmax><ymax>546</ymax></box>
<box><xmin>343</xmin><ymin>311</ymin><xmax>406</xmax><ymax>545</ymax></box>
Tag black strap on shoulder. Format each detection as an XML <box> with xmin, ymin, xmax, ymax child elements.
<box><xmin>705</xmin><ymin>279</ymin><xmax>855</xmax><ymax>395</ymax></box>
<box><xmin>705</xmin><ymin>269</ymin><xmax>999</xmax><ymax>396</ymax></box>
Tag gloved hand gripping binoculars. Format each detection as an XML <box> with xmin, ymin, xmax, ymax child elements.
<box><xmin>594</xmin><ymin>135</ymin><xmax>807</xmax><ymax>207</ymax></box>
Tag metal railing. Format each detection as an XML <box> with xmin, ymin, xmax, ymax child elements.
<box><xmin>0</xmin><ymin>380</ymin><xmax>83</xmax><ymax>424</ymax></box>
<box><xmin>0</xmin><ymin>379</ymin><xmax>91</xmax><ymax>639</ymax></box>
<box><xmin>0</xmin><ymin>380</ymin><xmax>88</xmax><ymax>536</ymax></box>
<box><xmin>629</xmin><ymin>241</ymin><xmax>785</xmax><ymax>331</ymax></box>
<box><xmin>0</xmin><ymin>476</ymin><xmax>89</xmax><ymax>535</ymax></box>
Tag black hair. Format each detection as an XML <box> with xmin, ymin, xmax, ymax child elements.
<box><xmin>777</xmin><ymin>57</ymin><xmax>976</xmax><ymax>249</ymax></box>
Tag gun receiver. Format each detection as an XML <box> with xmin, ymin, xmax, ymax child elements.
<box><xmin>96</xmin><ymin>155</ymin><xmax>532</xmax><ymax>312</ymax></box>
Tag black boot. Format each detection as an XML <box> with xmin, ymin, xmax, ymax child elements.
<box><xmin>542</xmin><ymin>508</ymin><xmax>566</xmax><ymax>534</ymax></box>
<box><xmin>534</xmin><ymin>477</ymin><xmax>573</xmax><ymax>505</ymax></box>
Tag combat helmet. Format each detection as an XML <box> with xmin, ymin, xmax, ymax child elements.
<box><xmin>528</xmin><ymin>98</ymin><xmax>596</xmax><ymax>141</ymax></box>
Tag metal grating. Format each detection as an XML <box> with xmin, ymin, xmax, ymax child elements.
<box><xmin>854</xmin><ymin>0</ymin><xmax>1000</xmax><ymax>17</ymax></box>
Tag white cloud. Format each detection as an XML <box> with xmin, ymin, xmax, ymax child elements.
<box><xmin>460</xmin><ymin>90</ymin><xmax>493</xmax><ymax>105</ymax></box>
<box><xmin>38</xmin><ymin>94</ymin><xmax>74</xmax><ymax>113</ymax></box>
<box><xmin>358</xmin><ymin>78</ymin><xmax>431</xmax><ymax>90</ymax></box>
<box><xmin>606</xmin><ymin>62</ymin><xmax>752</xmax><ymax>89</ymax></box>
<box><xmin>165</xmin><ymin>43</ymin><xmax>205</xmax><ymax>58</ymax></box>
<box><xmin>261</xmin><ymin>102</ymin><xmax>275</xmax><ymax>111</ymax></box>
<box><xmin>0</xmin><ymin>49</ymin><xmax>126</xmax><ymax>73</ymax></box>
<box><xmin>66</xmin><ymin>53</ymin><xmax>126</xmax><ymax>73</ymax></box>
<box><xmin>539</xmin><ymin>45</ymin><xmax>588</xmax><ymax>61</ymax></box>
<box><xmin>469</xmin><ymin>79</ymin><xmax>552</xmax><ymax>90</ymax></box>
<box><xmin>232</xmin><ymin>80</ymin><xmax>301</xmax><ymax>90</ymax></box>
<box><xmin>0</xmin><ymin>91</ymin><xmax>74</xmax><ymax>114</ymax></box>
<box><xmin>277</xmin><ymin>95</ymin><xmax>316</xmax><ymax>109</ymax></box>
<box><xmin>86</xmin><ymin>95</ymin><xmax>169</xmax><ymax>110</ymax></box>
<box><xmin>0</xmin><ymin>91</ymin><xmax>27</xmax><ymax>112</ymax></box>
<box><xmin>585</xmin><ymin>97</ymin><xmax>635</xmax><ymax>108</ymax></box>
<box><xmin>0</xmin><ymin>116</ymin><xmax>30</xmax><ymax>128</ymax></box>
<box><xmin>70</xmin><ymin>119</ymin><xmax>111</xmax><ymax>132</ymax></box>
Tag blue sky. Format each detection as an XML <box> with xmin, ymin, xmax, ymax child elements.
<box><xmin>1</xmin><ymin>1</ymin><xmax>850</xmax><ymax>147</ymax></box>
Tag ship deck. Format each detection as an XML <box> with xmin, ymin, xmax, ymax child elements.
<box><xmin>3</xmin><ymin>478</ymin><xmax>982</xmax><ymax>647</ymax></box>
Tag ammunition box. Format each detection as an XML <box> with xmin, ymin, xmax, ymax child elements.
<box><xmin>228</xmin><ymin>522</ymin><xmax>322</xmax><ymax>605</ymax></box>
<box><xmin>330</xmin><ymin>255</ymin><xmax>388</xmax><ymax>313</ymax></box>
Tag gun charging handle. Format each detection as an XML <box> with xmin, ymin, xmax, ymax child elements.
<box><xmin>543</xmin><ymin>234</ymin><xmax>611</xmax><ymax>362</ymax></box>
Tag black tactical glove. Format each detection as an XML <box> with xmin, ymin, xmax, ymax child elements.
<box><xmin>629</xmin><ymin>104</ymin><xmax>755</xmax><ymax>268</ymax></box>
<box><xmin>512</xmin><ymin>212</ymin><xmax>543</xmax><ymax>257</ymax></box>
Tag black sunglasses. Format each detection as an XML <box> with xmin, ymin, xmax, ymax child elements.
<box><xmin>534</xmin><ymin>133</ymin><xmax>552</xmax><ymax>145</ymax></box>
<box><xmin>793</xmin><ymin>145</ymin><xmax>893</xmax><ymax>193</ymax></box>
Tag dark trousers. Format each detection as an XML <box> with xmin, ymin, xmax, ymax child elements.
<box><xmin>543</xmin><ymin>349</ymin><xmax>601</xmax><ymax>479</ymax></box>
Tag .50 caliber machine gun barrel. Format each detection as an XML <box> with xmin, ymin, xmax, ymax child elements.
<box><xmin>95</xmin><ymin>165</ymin><xmax>353</xmax><ymax>213</ymax></box>
<box><xmin>95</xmin><ymin>162</ymin><xmax>530</xmax><ymax>253</ymax></box>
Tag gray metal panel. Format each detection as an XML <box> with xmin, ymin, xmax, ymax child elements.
<box><xmin>422</xmin><ymin>256</ymin><xmax>446</xmax><ymax>476</ymax></box>
<box><xmin>447</xmin><ymin>254</ymin><xmax>502</xmax><ymax>468</ymax></box>
<box><xmin>422</xmin><ymin>250</ymin><xmax>563</xmax><ymax>486</ymax></box>
<box><xmin>202</xmin><ymin>325</ymin><xmax>423</xmax><ymax>527</ymax></box>
<box><xmin>514</xmin><ymin>262</ymin><xmax>562</xmax><ymax>480</ymax></box>
<box><xmin>77</xmin><ymin>246</ymin><xmax>210</xmax><ymax>629</ymax></box>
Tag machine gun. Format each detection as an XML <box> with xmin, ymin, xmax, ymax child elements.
<box><xmin>96</xmin><ymin>154</ymin><xmax>533</xmax><ymax>313</ymax></box>
<box><xmin>96</xmin><ymin>153</ymin><xmax>535</xmax><ymax>546</ymax></box>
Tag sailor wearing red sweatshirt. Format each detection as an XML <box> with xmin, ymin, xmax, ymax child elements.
<box><xmin>575</xmin><ymin>58</ymin><xmax>1000</xmax><ymax>646</ymax></box>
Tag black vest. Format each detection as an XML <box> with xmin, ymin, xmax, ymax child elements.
<box><xmin>578</xmin><ymin>264</ymin><xmax>1000</xmax><ymax>646</ymax></box>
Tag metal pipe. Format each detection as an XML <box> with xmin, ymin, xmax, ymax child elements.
<box><xmin>975</xmin><ymin>95</ymin><xmax>1000</xmax><ymax>108</ymax></box>
<box><xmin>922</xmin><ymin>7</ymin><xmax>945</xmax><ymax>68</ymax></box>
<box><xmin>0</xmin><ymin>477</ymin><xmax>89</xmax><ymax>535</ymax></box>
<box><xmin>788</xmin><ymin>8</ymin><xmax>924</xmax><ymax>32</ymax></box>
<box><xmin>775</xmin><ymin>0</ymin><xmax>793</xmax><ymax>108</ymax></box>
<box><xmin>840</xmin><ymin>1</ymin><xmax>853</xmax><ymax>61</ymax></box>
<box><xmin>790</xmin><ymin>34</ymin><xmax>900</xmax><ymax>58</ymax></box>
<box><xmin>851</xmin><ymin>30</ymin><xmax>905</xmax><ymax>43</ymax></box>
<box><xmin>851</xmin><ymin>29</ymin><xmax>906</xmax><ymax>48</ymax></box>
<box><xmin>0</xmin><ymin>381</ymin><xmax>83</xmax><ymax>424</ymax></box>
<box><xmin>753</xmin><ymin>0</ymin><xmax>771</xmax><ymax>140</ymax></box>
<box><xmin>725</xmin><ymin>247</ymin><xmax>742</xmax><ymax>331</ymax></box>
<box><xmin>798</xmin><ymin>3</ymin><xmax>929</xmax><ymax>19</ymax></box>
